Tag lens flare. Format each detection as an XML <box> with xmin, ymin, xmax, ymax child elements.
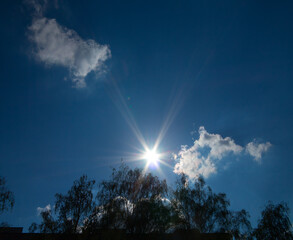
<box><xmin>143</xmin><ymin>149</ymin><xmax>160</xmax><ymax>167</ymax></box>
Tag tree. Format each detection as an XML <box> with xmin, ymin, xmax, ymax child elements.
<box><xmin>29</xmin><ymin>175</ymin><xmax>95</xmax><ymax>234</ymax></box>
<box><xmin>27</xmin><ymin>164</ymin><xmax>257</xmax><ymax>238</ymax></box>
<box><xmin>227</xmin><ymin>209</ymin><xmax>252</xmax><ymax>240</ymax></box>
<box><xmin>253</xmin><ymin>202</ymin><xmax>293</xmax><ymax>240</ymax></box>
<box><xmin>172</xmin><ymin>174</ymin><xmax>251</xmax><ymax>239</ymax></box>
<box><xmin>29</xmin><ymin>208</ymin><xmax>59</xmax><ymax>233</ymax></box>
<box><xmin>127</xmin><ymin>197</ymin><xmax>172</xmax><ymax>234</ymax></box>
<box><xmin>172</xmin><ymin>174</ymin><xmax>229</xmax><ymax>231</ymax></box>
<box><xmin>55</xmin><ymin>175</ymin><xmax>96</xmax><ymax>233</ymax></box>
<box><xmin>0</xmin><ymin>176</ymin><xmax>14</xmax><ymax>215</ymax></box>
<box><xmin>90</xmin><ymin>163</ymin><xmax>171</xmax><ymax>233</ymax></box>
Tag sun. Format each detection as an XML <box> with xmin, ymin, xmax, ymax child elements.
<box><xmin>143</xmin><ymin>149</ymin><xmax>159</xmax><ymax>165</ymax></box>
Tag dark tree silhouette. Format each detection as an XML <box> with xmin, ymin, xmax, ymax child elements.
<box><xmin>0</xmin><ymin>176</ymin><xmax>14</xmax><ymax>215</ymax></box>
<box><xmin>128</xmin><ymin>197</ymin><xmax>172</xmax><ymax>234</ymax></box>
<box><xmin>172</xmin><ymin>174</ymin><xmax>251</xmax><ymax>239</ymax></box>
<box><xmin>253</xmin><ymin>202</ymin><xmax>293</xmax><ymax>240</ymax></box>
<box><xmin>27</xmin><ymin>164</ymin><xmax>293</xmax><ymax>240</ymax></box>
<box><xmin>29</xmin><ymin>175</ymin><xmax>95</xmax><ymax>234</ymax></box>
<box><xmin>55</xmin><ymin>175</ymin><xmax>95</xmax><ymax>233</ymax></box>
<box><xmin>227</xmin><ymin>209</ymin><xmax>252</xmax><ymax>240</ymax></box>
<box><xmin>88</xmin><ymin>163</ymin><xmax>171</xmax><ymax>233</ymax></box>
<box><xmin>28</xmin><ymin>208</ymin><xmax>58</xmax><ymax>233</ymax></box>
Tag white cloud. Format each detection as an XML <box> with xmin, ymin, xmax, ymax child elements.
<box><xmin>174</xmin><ymin>126</ymin><xmax>271</xmax><ymax>179</ymax></box>
<box><xmin>37</xmin><ymin>204</ymin><xmax>51</xmax><ymax>215</ymax></box>
<box><xmin>27</xmin><ymin>1</ymin><xmax>111</xmax><ymax>88</ymax></box>
<box><xmin>246</xmin><ymin>141</ymin><xmax>272</xmax><ymax>163</ymax></box>
<box><xmin>197</xmin><ymin>126</ymin><xmax>243</xmax><ymax>158</ymax></box>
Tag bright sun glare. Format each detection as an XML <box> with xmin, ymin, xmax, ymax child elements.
<box><xmin>143</xmin><ymin>149</ymin><xmax>159</xmax><ymax>165</ymax></box>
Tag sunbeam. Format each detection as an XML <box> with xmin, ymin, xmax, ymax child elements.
<box><xmin>106</xmin><ymin>75</ymin><xmax>187</xmax><ymax>173</ymax></box>
<box><xmin>107</xmin><ymin>76</ymin><xmax>148</xmax><ymax>150</ymax></box>
<box><xmin>154</xmin><ymin>86</ymin><xmax>185</xmax><ymax>151</ymax></box>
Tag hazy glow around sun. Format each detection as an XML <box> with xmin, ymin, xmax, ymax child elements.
<box><xmin>143</xmin><ymin>149</ymin><xmax>159</xmax><ymax>165</ymax></box>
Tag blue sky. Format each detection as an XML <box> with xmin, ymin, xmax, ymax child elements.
<box><xmin>0</xmin><ymin>0</ymin><xmax>293</xmax><ymax>230</ymax></box>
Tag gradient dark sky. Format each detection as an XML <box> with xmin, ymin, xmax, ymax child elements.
<box><xmin>0</xmin><ymin>0</ymin><xmax>292</xmax><ymax>230</ymax></box>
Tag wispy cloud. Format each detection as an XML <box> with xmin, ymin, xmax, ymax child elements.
<box><xmin>27</xmin><ymin>0</ymin><xmax>111</xmax><ymax>88</ymax></box>
<box><xmin>174</xmin><ymin>126</ymin><xmax>271</xmax><ymax>179</ymax></box>
<box><xmin>37</xmin><ymin>204</ymin><xmax>51</xmax><ymax>215</ymax></box>
<box><xmin>246</xmin><ymin>140</ymin><xmax>272</xmax><ymax>163</ymax></box>
<box><xmin>25</xmin><ymin>0</ymin><xmax>48</xmax><ymax>17</ymax></box>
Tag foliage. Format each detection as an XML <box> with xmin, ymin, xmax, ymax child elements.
<box><xmin>171</xmin><ymin>174</ymin><xmax>251</xmax><ymax>239</ymax></box>
<box><xmin>127</xmin><ymin>197</ymin><xmax>172</xmax><ymax>233</ymax></box>
<box><xmin>29</xmin><ymin>208</ymin><xmax>59</xmax><ymax>233</ymax></box>
<box><xmin>227</xmin><ymin>209</ymin><xmax>252</xmax><ymax>240</ymax></box>
<box><xmin>91</xmin><ymin>163</ymin><xmax>171</xmax><ymax>233</ymax></box>
<box><xmin>0</xmin><ymin>176</ymin><xmax>14</xmax><ymax>215</ymax></box>
<box><xmin>55</xmin><ymin>175</ymin><xmax>96</xmax><ymax>233</ymax></box>
<box><xmin>29</xmin><ymin>175</ymin><xmax>95</xmax><ymax>234</ymax></box>
<box><xmin>253</xmin><ymin>202</ymin><xmax>293</xmax><ymax>240</ymax></box>
<box><xmin>27</xmin><ymin>164</ymin><xmax>293</xmax><ymax>240</ymax></box>
<box><xmin>98</xmin><ymin>163</ymin><xmax>168</xmax><ymax>204</ymax></box>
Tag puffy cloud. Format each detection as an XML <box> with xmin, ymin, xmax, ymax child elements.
<box><xmin>37</xmin><ymin>204</ymin><xmax>51</xmax><ymax>215</ymax></box>
<box><xmin>27</xmin><ymin>1</ymin><xmax>111</xmax><ymax>88</ymax></box>
<box><xmin>174</xmin><ymin>126</ymin><xmax>271</xmax><ymax>179</ymax></box>
<box><xmin>197</xmin><ymin>126</ymin><xmax>243</xmax><ymax>158</ymax></box>
<box><xmin>246</xmin><ymin>141</ymin><xmax>272</xmax><ymax>163</ymax></box>
<box><xmin>174</xmin><ymin>127</ymin><xmax>243</xmax><ymax>179</ymax></box>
